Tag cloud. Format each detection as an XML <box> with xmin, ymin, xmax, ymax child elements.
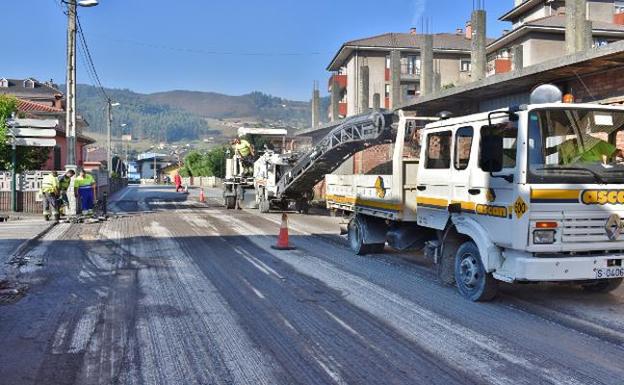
<box><xmin>411</xmin><ymin>0</ymin><xmax>426</xmax><ymax>27</ymax></box>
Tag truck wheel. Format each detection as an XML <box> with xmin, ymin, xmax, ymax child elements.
<box><xmin>581</xmin><ymin>278</ymin><xmax>623</xmax><ymax>293</ymax></box>
<box><xmin>454</xmin><ymin>241</ymin><xmax>498</xmax><ymax>302</ymax></box>
<box><xmin>224</xmin><ymin>196</ymin><xmax>236</xmax><ymax>209</ymax></box>
<box><xmin>348</xmin><ymin>216</ymin><xmax>369</xmax><ymax>255</ymax></box>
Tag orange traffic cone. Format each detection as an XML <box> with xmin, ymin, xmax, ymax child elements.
<box><xmin>271</xmin><ymin>213</ymin><xmax>296</xmax><ymax>250</ymax></box>
<box><xmin>199</xmin><ymin>188</ymin><xmax>206</xmax><ymax>203</ymax></box>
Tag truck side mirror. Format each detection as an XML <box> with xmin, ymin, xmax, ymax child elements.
<box><xmin>480</xmin><ymin>133</ymin><xmax>504</xmax><ymax>173</ymax></box>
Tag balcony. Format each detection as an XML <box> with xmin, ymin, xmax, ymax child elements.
<box><xmin>328</xmin><ymin>74</ymin><xmax>347</xmax><ymax>92</ymax></box>
<box><xmin>401</xmin><ymin>65</ymin><xmax>421</xmax><ymax>82</ymax></box>
<box><xmin>339</xmin><ymin>102</ymin><xmax>347</xmax><ymax>118</ymax></box>
<box><xmin>487</xmin><ymin>58</ymin><xmax>512</xmax><ymax>76</ymax></box>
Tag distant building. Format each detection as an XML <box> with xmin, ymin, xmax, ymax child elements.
<box><xmin>487</xmin><ymin>0</ymin><xmax>624</xmax><ymax>72</ymax></box>
<box><xmin>0</xmin><ymin>77</ymin><xmax>94</xmax><ymax>170</ymax></box>
<box><xmin>135</xmin><ymin>152</ymin><xmax>171</xmax><ymax>181</ymax></box>
<box><xmin>326</xmin><ymin>28</ymin><xmax>492</xmax><ymax>119</ymax></box>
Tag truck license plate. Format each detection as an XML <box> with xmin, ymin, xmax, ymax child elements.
<box><xmin>595</xmin><ymin>267</ymin><xmax>624</xmax><ymax>279</ymax></box>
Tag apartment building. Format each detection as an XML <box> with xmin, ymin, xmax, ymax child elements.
<box><xmin>326</xmin><ymin>28</ymin><xmax>485</xmax><ymax>119</ymax></box>
<box><xmin>487</xmin><ymin>0</ymin><xmax>624</xmax><ymax>74</ymax></box>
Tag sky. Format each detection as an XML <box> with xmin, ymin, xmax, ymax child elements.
<box><xmin>3</xmin><ymin>0</ymin><xmax>512</xmax><ymax>101</ymax></box>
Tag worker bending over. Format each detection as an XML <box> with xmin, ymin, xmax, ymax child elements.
<box><xmin>41</xmin><ymin>171</ymin><xmax>60</xmax><ymax>221</ymax></box>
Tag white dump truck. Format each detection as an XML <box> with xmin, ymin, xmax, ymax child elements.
<box><xmin>326</xmin><ymin>85</ymin><xmax>624</xmax><ymax>301</ymax></box>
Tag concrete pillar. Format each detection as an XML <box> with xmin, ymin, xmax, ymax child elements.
<box><xmin>566</xmin><ymin>0</ymin><xmax>577</xmax><ymax>54</ymax></box>
<box><xmin>373</xmin><ymin>93</ymin><xmax>381</xmax><ymax>109</ymax></box>
<box><xmin>390</xmin><ymin>50</ymin><xmax>401</xmax><ymax>108</ymax></box>
<box><xmin>311</xmin><ymin>83</ymin><xmax>320</xmax><ymax>128</ymax></box>
<box><xmin>470</xmin><ymin>10</ymin><xmax>487</xmax><ymax>82</ymax></box>
<box><xmin>420</xmin><ymin>34</ymin><xmax>434</xmax><ymax>96</ymax></box>
<box><xmin>358</xmin><ymin>65</ymin><xmax>370</xmax><ymax>113</ymax></box>
<box><xmin>512</xmin><ymin>45</ymin><xmax>523</xmax><ymax>70</ymax></box>
<box><xmin>575</xmin><ymin>0</ymin><xmax>591</xmax><ymax>52</ymax></box>
<box><xmin>330</xmin><ymin>77</ymin><xmax>340</xmax><ymax>121</ymax></box>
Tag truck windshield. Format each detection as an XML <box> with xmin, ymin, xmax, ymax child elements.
<box><xmin>528</xmin><ymin>108</ymin><xmax>624</xmax><ymax>184</ymax></box>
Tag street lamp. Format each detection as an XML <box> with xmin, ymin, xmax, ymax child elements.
<box><xmin>64</xmin><ymin>0</ymin><xmax>99</xmax><ymax>170</ymax></box>
<box><xmin>107</xmin><ymin>100</ymin><xmax>120</xmax><ymax>176</ymax></box>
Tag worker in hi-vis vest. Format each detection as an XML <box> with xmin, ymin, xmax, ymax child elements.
<box><xmin>40</xmin><ymin>171</ymin><xmax>60</xmax><ymax>221</ymax></box>
<box><xmin>75</xmin><ymin>169</ymin><xmax>96</xmax><ymax>214</ymax></box>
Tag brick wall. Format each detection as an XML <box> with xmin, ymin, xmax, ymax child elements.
<box><xmin>353</xmin><ymin>144</ymin><xmax>394</xmax><ymax>175</ymax></box>
<box><xmin>567</xmin><ymin>67</ymin><xmax>624</xmax><ymax>103</ymax></box>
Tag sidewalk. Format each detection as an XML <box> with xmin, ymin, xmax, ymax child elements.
<box><xmin>0</xmin><ymin>215</ymin><xmax>54</xmax><ymax>265</ymax></box>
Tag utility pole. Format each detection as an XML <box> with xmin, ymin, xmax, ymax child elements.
<box><xmin>65</xmin><ymin>1</ymin><xmax>77</xmax><ymax>168</ymax></box>
<box><xmin>107</xmin><ymin>100</ymin><xmax>112</xmax><ymax>176</ymax></box>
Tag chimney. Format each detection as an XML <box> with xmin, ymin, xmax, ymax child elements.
<box><xmin>54</xmin><ymin>94</ymin><xmax>63</xmax><ymax>110</ymax></box>
<box><xmin>465</xmin><ymin>21</ymin><xmax>472</xmax><ymax>40</ymax></box>
<box><xmin>311</xmin><ymin>82</ymin><xmax>320</xmax><ymax>128</ymax></box>
<box><xmin>409</xmin><ymin>27</ymin><xmax>417</xmax><ymax>35</ymax></box>
<box><xmin>456</xmin><ymin>28</ymin><xmax>464</xmax><ymax>35</ymax></box>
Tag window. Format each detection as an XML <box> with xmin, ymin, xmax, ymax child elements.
<box><xmin>460</xmin><ymin>59</ymin><xmax>471</xmax><ymax>72</ymax></box>
<box><xmin>425</xmin><ymin>131</ymin><xmax>452</xmax><ymax>169</ymax></box>
<box><xmin>479</xmin><ymin>123</ymin><xmax>518</xmax><ymax>169</ymax></box>
<box><xmin>406</xmin><ymin>83</ymin><xmax>420</xmax><ymax>97</ymax></box>
<box><xmin>454</xmin><ymin>126</ymin><xmax>474</xmax><ymax>170</ymax></box>
<box><xmin>406</xmin><ymin>55</ymin><xmax>421</xmax><ymax>75</ymax></box>
<box><xmin>23</xmin><ymin>79</ymin><xmax>35</xmax><ymax>88</ymax></box>
<box><xmin>0</xmin><ymin>78</ymin><xmax>7</xmax><ymax>88</ymax></box>
<box><xmin>384</xmin><ymin>84</ymin><xmax>390</xmax><ymax>98</ymax></box>
<box><xmin>385</xmin><ymin>55</ymin><xmax>391</xmax><ymax>69</ymax></box>
<box><xmin>616</xmin><ymin>0</ymin><xmax>624</xmax><ymax>14</ymax></box>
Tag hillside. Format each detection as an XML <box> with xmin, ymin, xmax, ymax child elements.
<box><xmin>76</xmin><ymin>84</ymin><xmax>329</xmax><ymax>143</ymax></box>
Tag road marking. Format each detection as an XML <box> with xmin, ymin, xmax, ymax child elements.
<box><xmin>233</xmin><ymin>246</ymin><xmax>284</xmax><ymax>279</ymax></box>
<box><xmin>311</xmin><ymin>355</ymin><xmax>346</xmax><ymax>385</ymax></box>
<box><xmin>323</xmin><ymin>309</ymin><xmax>359</xmax><ymax>336</ymax></box>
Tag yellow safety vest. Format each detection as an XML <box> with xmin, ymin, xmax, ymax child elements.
<box><xmin>41</xmin><ymin>174</ymin><xmax>59</xmax><ymax>194</ymax></box>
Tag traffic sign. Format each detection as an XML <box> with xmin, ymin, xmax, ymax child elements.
<box><xmin>8</xmin><ymin>118</ymin><xmax>58</xmax><ymax>128</ymax></box>
<box><xmin>10</xmin><ymin>138</ymin><xmax>56</xmax><ymax>147</ymax></box>
<box><xmin>10</xmin><ymin>128</ymin><xmax>56</xmax><ymax>138</ymax></box>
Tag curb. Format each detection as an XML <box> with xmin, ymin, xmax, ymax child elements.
<box><xmin>8</xmin><ymin>221</ymin><xmax>57</xmax><ymax>261</ymax></box>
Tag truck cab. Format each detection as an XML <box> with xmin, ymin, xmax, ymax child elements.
<box><xmin>419</xmin><ymin>101</ymin><xmax>624</xmax><ymax>300</ymax></box>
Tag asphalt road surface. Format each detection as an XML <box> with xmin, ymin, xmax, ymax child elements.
<box><xmin>1</xmin><ymin>185</ymin><xmax>624</xmax><ymax>385</ymax></box>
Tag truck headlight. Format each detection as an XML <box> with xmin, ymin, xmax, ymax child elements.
<box><xmin>533</xmin><ymin>230</ymin><xmax>555</xmax><ymax>244</ymax></box>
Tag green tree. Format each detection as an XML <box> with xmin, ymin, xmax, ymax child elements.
<box><xmin>181</xmin><ymin>146</ymin><xmax>227</xmax><ymax>178</ymax></box>
<box><xmin>0</xmin><ymin>95</ymin><xmax>52</xmax><ymax>171</ymax></box>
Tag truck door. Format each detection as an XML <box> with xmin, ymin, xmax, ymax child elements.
<box><xmin>416</xmin><ymin>129</ymin><xmax>453</xmax><ymax>230</ymax></box>
<box><xmin>451</xmin><ymin>126</ymin><xmax>475</xmax><ymax>212</ymax></box>
<box><xmin>468</xmin><ymin>122</ymin><xmax>519</xmax><ymax>248</ymax></box>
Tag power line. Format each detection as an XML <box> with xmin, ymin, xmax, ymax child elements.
<box><xmin>76</xmin><ymin>14</ymin><xmax>110</xmax><ymax>102</ymax></box>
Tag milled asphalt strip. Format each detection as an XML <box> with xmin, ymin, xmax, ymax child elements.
<box><xmin>219</xmin><ymin>212</ymin><xmax>591</xmax><ymax>385</ymax></box>
<box><xmin>132</xmin><ymin>220</ymin><xmax>278</xmax><ymax>385</ymax></box>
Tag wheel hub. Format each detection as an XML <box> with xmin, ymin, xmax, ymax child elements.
<box><xmin>459</xmin><ymin>254</ymin><xmax>479</xmax><ymax>287</ymax></box>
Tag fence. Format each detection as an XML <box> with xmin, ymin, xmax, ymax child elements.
<box><xmin>0</xmin><ymin>170</ymin><xmax>127</xmax><ymax>213</ymax></box>
<box><xmin>181</xmin><ymin>176</ymin><xmax>222</xmax><ymax>188</ymax></box>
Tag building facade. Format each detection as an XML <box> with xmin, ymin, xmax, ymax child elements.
<box><xmin>326</xmin><ymin>29</ymin><xmax>483</xmax><ymax>120</ymax></box>
<box><xmin>487</xmin><ymin>0</ymin><xmax>624</xmax><ymax>74</ymax></box>
<box><xmin>0</xmin><ymin>77</ymin><xmax>94</xmax><ymax>170</ymax></box>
